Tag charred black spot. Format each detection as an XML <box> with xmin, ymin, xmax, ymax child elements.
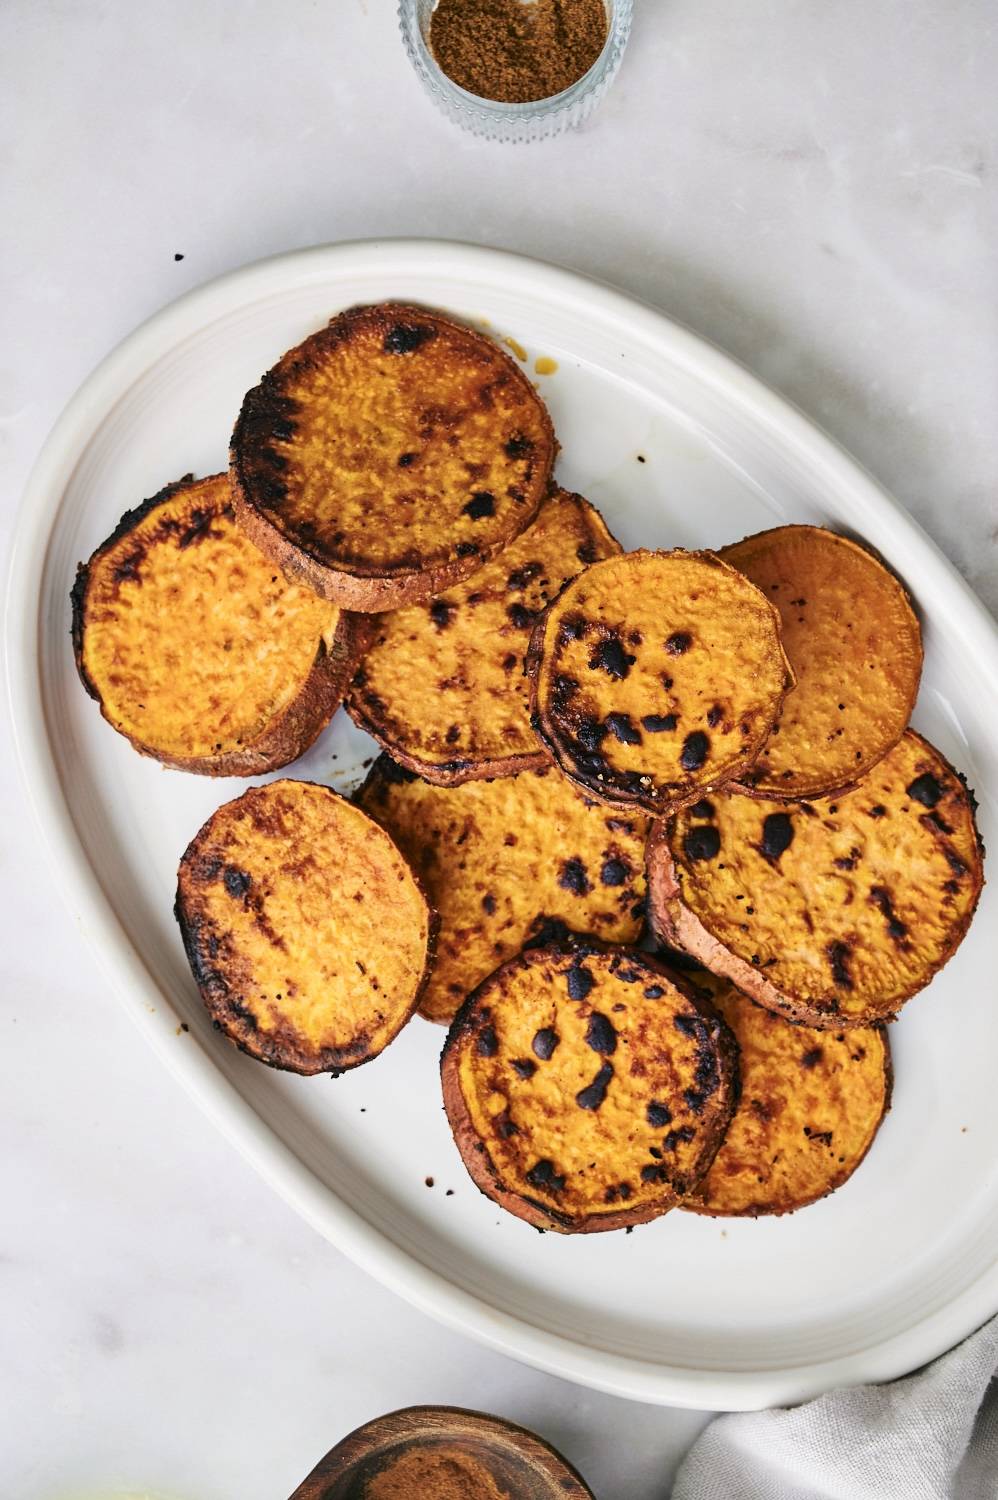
<box><xmin>585</xmin><ymin>1012</ymin><xmax>617</xmax><ymax>1055</ymax></box>
<box><xmin>647</xmin><ymin>1101</ymin><xmax>673</xmax><ymax>1128</ymax></box>
<box><xmin>481</xmin><ymin>893</ymin><xmax>497</xmax><ymax>915</ymax></box>
<box><xmin>907</xmin><ymin>772</ymin><xmax>943</xmax><ymax>808</ymax></box>
<box><xmin>664</xmin><ymin>1125</ymin><xmax>697</xmax><ymax>1151</ymax></box>
<box><xmin>178</xmin><ymin>508</ymin><xmax>218</xmax><ymax>549</ymax></box>
<box><xmin>576</xmin><ymin>540</ymin><xmax>598</xmax><ymax>564</ymax></box>
<box><xmin>507</xmin><ymin>561</ymin><xmax>542</xmax><ymax>591</ymax></box>
<box><xmin>223</xmin><ymin>866</ymin><xmax>251</xmax><ymax>899</ymax></box>
<box><xmin>445</xmin><ymin>724</ymin><xmax>461</xmax><ymax>744</ymax></box>
<box><xmin>665</xmin><ymin>632</ymin><xmax>692</xmax><ymax>655</ymax></box>
<box><xmin>684</xmin><ymin>1090</ymin><xmax>704</xmax><ymax>1113</ymax></box>
<box><xmin>397</xmin><ymin>451</ymin><xmax>417</xmax><ymax>467</ymax></box>
<box><xmin>927</xmin><ymin>810</ymin><xmax>955</xmax><ymax>835</ymax></box>
<box><xmin>532</xmin><ymin>1027</ymin><xmax>560</xmax><ymax>1061</ymax></box>
<box><xmin>576</xmin><ymin>1061</ymin><xmax>614</xmax><ymax>1111</ymax></box>
<box><xmin>576</xmin><ymin>718</ymin><xmax>608</xmax><ymax>754</ymax></box>
<box><xmin>526</xmin><ymin>915</ymin><xmax>571</xmax><ymax>948</ymax></box>
<box><xmin>642</xmin><ymin>714</ymin><xmax>678</xmax><ymax>734</ymax></box>
<box><xmin>690</xmin><ymin>800</ymin><xmax>715</xmax><ymax>819</ymax></box>
<box><xmin>761</xmin><ymin>812</ymin><xmax>794</xmax><ymax>859</ymax></box>
<box><xmin>502</xmin><ymin>653</ymin><xmax>518</xmax><ymax>671</ymax></box>
<box><xmin>558</xmin><ymin>613</ymin><xmax>589</xmax><ymax>642</ymax></box>
<box><xmin>477</xmin><ymin>1026</ymin><xmax>499</xmax><ymax>1057</ymax></box>
<box><xmin>525</xmin><ymin>1159</ymin><xmax>566</xmax><ymax>1194</ymax></box>
<box><xmin>801</xmin><ymin>1047</ymin><xmax>823</xmax><ymax>1069</ymax></box>
<box><xmin>378</xmin><ymin>756</ymin><xmax>418</xmax><ymax>785</ymax></box>
<box><xmin>869</xmin><ymin>885</ymin><xmax>908</xmax><ymax>941</ymax></box>
<box><xmin>455</xmin><ymin>541</ymin><xmax>479</xmax><ymax>557</ymax></box>
<box><xmin>589</xmin><ymin>636</ymin><xmax>635</xmax><ymax>680</ymax></box>
<box><xmin>643</xmin><ymin>984</ymin><xmax>665</xmax><ymax>999</ymax></box>
<box><xmin>495</xmin><ymin>1109</ymin><xmax>519</xmax><ymax>1140</ymax></box>
<box><xmin>511</xmin><ymin>1057</ymin><xmax>537</xmax><ymax>1080</ymax></box>
<box><xmin>827</xmin><ymin>940</ymin><xmax>854</xmax><ymax>989</ymax></box>
<box><xmin>552</xmin><ymin>674</ymin><xmax>579</xmax><ymax>705</ymax></box>
<box><xmin>706</xmin><ymin>704</ymin><xmax>724</xmax><ymax>728</ymax></box>
<box><xmin>504</xmin><ymin>433</ymin><xmax>533</xmax><ymax>459</ymax></box>
<box><xmin>641</xmin><ymin>1162</ymin><xmax>670</xmax><ymax>1184</ymax></box>
<box><xmin>680</xmin><ymin>732</ymin><xmax>710</xmax><ymax>772</ymax></box>
<box><xmin>429</xmin><ymin>599</ymin><xmax>454</xmax><ymax>630</ymax></box>
<box><xmin>567</xmin><ymin>965</ymin><xmax>595</xmax><ymax>1002</ymax></box>
<box><xmin>604</xmin><ymin>712</ymin><xmax>641</xmax><ymax>746</ymax></box>
<box><xmin>507</xmin><ymin>601</ymin><xmax>537</xmax><ymax>630</ymax></box>
<box><xmin>383</xmin><ymin>322</ymin><xmax>435</xmax><ymax>355</ymax></box>
<box><xmin>559</xmin><ymin>858</ymin><xmax>591</xmax><ymax>896</ymax></box>
<box><xmin>600</xmin><ymin>857</ymin><xmax>630</xmax><ymax>887</ymax></box>
<box><xmin>868</xmin><ymin>804</ymin><xmax>887</xmax><ymax>819</ymax></box>
<box><xmin>463</xmin><ymin>491</ymin><xmax>495</xmax><ymax>520</ymax></box>
<box><xmin>683</xmin><ymin>825</ymin><xmax>720</xmax><ymax>862</ymax></box>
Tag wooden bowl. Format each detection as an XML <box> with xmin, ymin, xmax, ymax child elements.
<box><xmin>288</xmin><ymin>1405</ymin><xmax>596</xmax><ymax>1499</ymax></box>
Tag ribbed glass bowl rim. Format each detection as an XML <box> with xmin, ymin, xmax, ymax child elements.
<box><xmin>397</xmin><ymin>0</ymin><xmax>633</xmax><ymax>124</ymax></box>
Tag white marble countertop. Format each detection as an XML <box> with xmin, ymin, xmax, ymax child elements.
<box><xmin>2</xmin><ymin>4</ymin><xmax>995</xmax><ymax>1497</ymax></box>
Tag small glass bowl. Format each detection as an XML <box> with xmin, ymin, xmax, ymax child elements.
<box><xmin>398</xmin><ymin>0</ymin><xmax>633</xmax><ymax>144</ymax></box>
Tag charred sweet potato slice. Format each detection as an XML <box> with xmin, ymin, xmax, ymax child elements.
<box><xmin>441</xmin><ymin>942</ymin><xmax>738</xmax><ymax>1233</ymax></box>
<box><xmin>230</xmin><ymin>303</ymin><xmax>555</xmax><ymax>610</ymax></box>
<box><xmin>664</xmin><ymin>964</ymin><xmax>891</xmax><ymax>1216</ymax></box>
<box><xmin>721</xmin><ymin>525</ymin><xmax>922</xmax><ymax>799</ymax></box>
<box><xmin>527</xmin><ymin>549</ymin><xmax>793</xmax><ymax>816</ymax></box>
<box><xmin>357</xmin><ymin>759</ymin><xmax>648</xmax><ymax>1024</ymax></box>
<box><xmin>71</xmin><ymin>474</ymin><xmax>364</xmax><ymax>776</ymax></box>
<box><xmin>648</xmin><ymin>730</ymin><xmax>984</xmax><ymax>1028</ymax></box>
<box><xmin>175</xmin><ymin>780</ymin><xmax>433</xmax><ymax>1074</ymax></box>
<box><xmin>347</xmin><ymin>489</ymin><xmax>620</xmax><ymax>783</ymax></box>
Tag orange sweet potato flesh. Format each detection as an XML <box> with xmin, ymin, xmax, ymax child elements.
<box><xmin>666</xmin><ymin>966</ymin><xmax>891</xmax><ymax>1217</ymax></box>
<box><xmin>347</xmin><ymin>489</ymin><xmax>620</xmax><ymax>783</ymax></box>
<box><xmin>72</xmin><ymin>474</ymin><xmax>362</xmax><ymax>775</ymax></box>
<box><xmin>357</xmin><ymin>759</ymin><xmax>648</xmax><ymax>1024</ymax></box>
<box><xmin>648</xmin><ymin>730</ymin><xmax>984</xmax><ymax>1028</ymax></box>
<box><xmin>230</xmin><ymin>303</ymin><xmax>555</xmax><ymax>610</ymax></box>
<box><xmin>722</xmin><ymin>525</ymin><xmax>922</xmax><ymax>799</ymax></box>
<box><xmin>528</xmin><ymin>549</ymin><xmax>793</xmax><ymax>816</ymax></box>
<box><xmin>442</xmin><ymin>941</ymin><xmax>738</xmax><ymax>1233</ymax></box>
<box><xmin>175</xmin><ymin>780</ymin><xmax>433</xmax><ymax>1074</ymax></box>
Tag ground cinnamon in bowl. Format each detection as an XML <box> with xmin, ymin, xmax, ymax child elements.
<box><xmin>429</xmin><ymin>0</ymin><xmax>609</xmax><ymax>103</ymax></box>
<box><xmin>362</xmin><ymin>1442</ymin><xmax>512</xmax><ymax>1499</ymax></box>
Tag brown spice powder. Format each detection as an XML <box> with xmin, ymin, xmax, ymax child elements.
<box><xmin>363</xmin><ymin>1443</ymin><xmax>512</xmax><ymax>1500</ymax></box>
<box><xmin>429</xmin><ymin>0</ymin><xmax>609</xmax><ymax>104</ymax></box>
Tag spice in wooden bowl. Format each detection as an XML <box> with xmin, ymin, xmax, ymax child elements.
<box><xmin>429</xmin><ymin>0</ymin><xmax>609</xmax><ymax>104</ymax></box>
<box><xmin>363</xmin><ymin>1443</ymin><xmax>511</xmax><ymax>1499</ymax></box>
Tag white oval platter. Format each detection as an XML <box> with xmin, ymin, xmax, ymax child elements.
<box><xmin>6</xmin><ymin>240</ymin><xmax>998</xmax><ymax>1410</ymax></box>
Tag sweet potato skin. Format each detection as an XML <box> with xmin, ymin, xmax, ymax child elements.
<box><xmin>647</xmin><ymin>731</ymin><xmax>985</xmax><ymax>1028</ymax></box>
<box><xmin>441</xmin><ymin>940</ymin><xmax>739</xmax><ymax>1233</ymax></box>
<box><xmin>527</xmin><ymin>549</ymin><xmax>794</xmax><ymax>817</ymax></box>
<box><xmin>229</xmin><ymin>303</ymin><xmax>556</xmax><ymax>611</ymax></box>
<box><xmin>71</xmin><ymin>473</ymin><xmax>367</xmax><ymax>776</ymax></box>
<box><xmin>346</xmin><ymin>490</ymin><xmax>621</xmax><ymax>783</ymax></box>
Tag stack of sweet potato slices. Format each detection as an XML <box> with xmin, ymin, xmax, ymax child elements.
<box><xmin>71</xmin><ymin>302</ymin><xmax>985</xmax><ymax>1235</ymax></box>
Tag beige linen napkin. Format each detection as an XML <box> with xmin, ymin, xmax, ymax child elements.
<box><xmin>673</xmin><ymin>1315</ymin><xmax>998</xmax><ymax>1500</ymax></box>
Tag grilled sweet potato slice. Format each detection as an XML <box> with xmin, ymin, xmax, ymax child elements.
<box><xmin>527</xmin><ymin>549</ymin><xmax>793</xmax><ymax>816</ymax></box>
<box><xmin>71</xmin><ymin>474</ymin><xmax>364</xmax><ymax>776</ymax></box>
<box><xmin>721</xmin><ymin>525</ymin><xmax>922</xmax><ymax>799</ymax></box>
<box><xmin>357</xmin><ymin>758</ymin><xmax>648</xmax><ymax>1024</ymax></box>
<box><xmin>175</xmin><ymin>780</ymin><xmax>432</xmax><ymax>1074</ymax></box>
<box><xmin>347</xmin><ymin>489</ymin><xmax>620</xmax><ymax>783</ymax></box>
<box><xmin>648</xmin><ymin>731</ymin><xmax>984</xmax><ymax>1028</ymax></box>
<box><xmin>441</xmin><ymin>941</ymin><xmax>738</xmax><ymax>1233</ymax></box>
<box><xmin>663</xmin><ymin>964</ymin><xmax>891</xmax><ymax>1216</ymax></box>
<box><xmin>230</xmin><ymin>303</ymin><xmax>555</xmax><ymax>610</ymax></box>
